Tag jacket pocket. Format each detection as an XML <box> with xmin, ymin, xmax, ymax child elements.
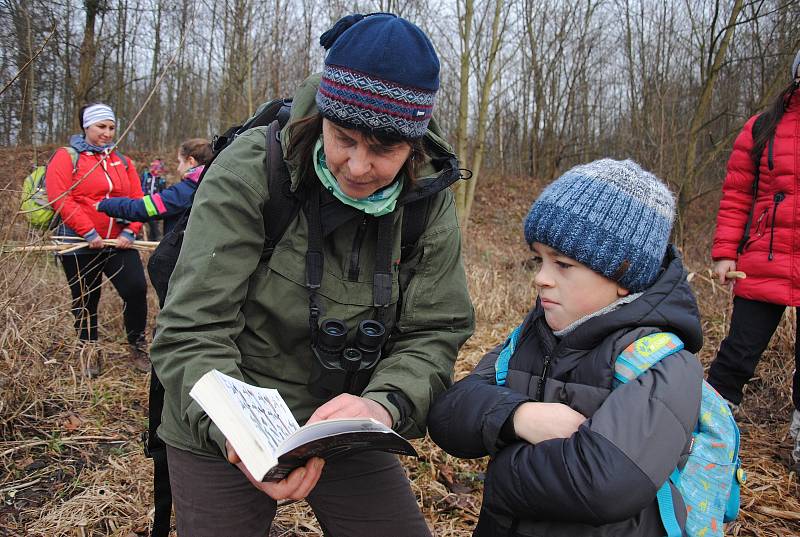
<box><xmin>742</xmin><ymin>206</ymin><xmax>769</xmax><ymax>251</ymax></box>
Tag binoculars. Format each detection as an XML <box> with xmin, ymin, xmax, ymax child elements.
<box><xmin>308</xmin><ymin>318</ymin><xmax>386</xmax><ymax>399</ymax></box>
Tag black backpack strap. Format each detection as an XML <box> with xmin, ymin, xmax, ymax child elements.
<box><xmin>305</xmin><ymin>185</ymin><xmax>324</xmax><ymax>343</ymax></box>
<box><xmin>373</xmin><ymin>214</ymin><xmax>395</xmax><ymax>323</ymax></box>
<box><xmin>400</xmin><ymin>196</ymin><xmax>432</xmax><ymax>261</ymax></box>
<box><xmin>262</xmin><ymin>120</ymin><xmax>302</xmax><ymax>260</ymax></box>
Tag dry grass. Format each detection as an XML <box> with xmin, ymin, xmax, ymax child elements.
<box><xmin>1</xmin><ymin>150</ymin><xmax>799</xmax><ymax>536</ymax></box>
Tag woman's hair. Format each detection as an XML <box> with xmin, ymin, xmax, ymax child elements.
<box><xmin>285</xmin><ymin>113</ymin><xmax>426</xmax><ymax>191</ymax></box>
<box><xmin>179</xmin><ymin>138</ymin><xmax>213</xmax><ymax>166</ymax></box>
<box><xmin>751</xmin><ymin>80</ymin><xmax>798</xmax><ymax>162</ymax></box>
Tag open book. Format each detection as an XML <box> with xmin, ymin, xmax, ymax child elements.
<box><xmin>189</xmin><ymin>369</ymin><xmax>418</xmax><ymax>482</ymax></box>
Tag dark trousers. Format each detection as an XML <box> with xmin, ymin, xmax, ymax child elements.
<box><xmin>166</xmin><ymin>445</ymin><xmax>432</xmax><ymax>537</ymax></box>
<box><xmin>145</xmin><ymin>220</ymin><xmax>162</xmax><ymax>242</ymax></box>
<box><xmin>707</xmin><ymin>296</ymin><xmax>800</xmax><ymax>410</ymax></box>
<box><xmin>60</xmin><ymin>250</ymin><xmax>148</xmax><ymax>344</ymax></box>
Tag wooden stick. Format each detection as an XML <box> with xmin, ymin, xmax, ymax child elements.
<box><xmin>725</xmin><ymin>271</ymin><xmax>746</xmax><ymax>280</ymax></box>
<box><xmin>3</xmin><ymin>239</ymin><xmax>158</xmax><ymax>254</ymax></box>
<box><xmin>60</xmin><ymin>242</ymin><xmax>91</xmax><ymax>254</ymax></box>
<box><xmin>3</xmin><ymin>245</ymin><xmax>65</xmax><ymax>252</ymax></box>
<box><xmin>51</xmin><ymin>236</ymin><xmax>160</xmax><ymax>247</ymax></box>
<box><xmin>754</xmin><ymin>505</ymin><xmax>800</xmax><ymax>521</ymax></box>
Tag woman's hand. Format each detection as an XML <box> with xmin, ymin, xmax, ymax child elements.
<box><xmin>226</xmin><ymin>441</ymin><xmax>325</xmax><ymax>500</ymax></box>
<box><xmin>307</xmin><ymin>393</ymin><xmax>392</xmax><ymax>428</ymax></box>
<box><xmin>512</xmin><ymin>402</ymin><xmax>587</xmax><ymax>444</ymax></box>
<box><xmin>87</xmin><ymin>236</ymin><xmax>105</xmax><ymax>249</ymax></box>
<box><xmin>713</xmin><ymin>259</ymin><xmax>737</xmax><ymax>285</ymax></box>
<box><xmin>115</xmin><ymin>235</ymin><xmax>134</xmax><ymax>249</ymax></box>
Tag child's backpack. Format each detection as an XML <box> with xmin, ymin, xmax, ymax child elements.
<box><xmin>19</xmin><ymin>147</ymin><xmax>78</xmax><ymax>229</ymax></box>
<box><xmin>614</xmin><ymin>332</ymin><xmax>745</xmax><ymax>537</ymax></box>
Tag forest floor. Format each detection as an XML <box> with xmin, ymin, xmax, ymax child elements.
<box><xmin>1</xmin><ymin>145</ymin><xmax>799</xmax><ymax>536</ymax></box>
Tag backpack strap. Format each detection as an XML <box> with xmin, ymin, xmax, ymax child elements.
<box><xmin>494</xmin><ymin>322</ymin><xmax>523</xmax><ymax>386</ymax></box>
<box><xmin>612</xmin><ymin>332</ymin><xmax>684</xmax><ymax>388</ymax></box>
<box><xmin>113</xmin><ymin>150</ymin><xmax>129</xmax><ymax>170</ymax></box>
<box><xmin>655</xmin><ymin>481</ymin><xmax>683</xmax><ymax>537</ymax></box>
<box><xmin>613</xmin><ymin>332</ymin><xmax>684</xmax><ymax>537</ymax></box>
<box><xmin>62</xmin><ymin>147</ymin><xmax>79</xmax><ymax>173</ymax></box>
<box><xmin>400</xmin><ymin>196</ymin><xmax>431</xmax><ymax>260</ymax></box>
<box><xmin>262</xmin><ymin>120</ymin><xmax>302</xmax><ymax>260</ymax></box>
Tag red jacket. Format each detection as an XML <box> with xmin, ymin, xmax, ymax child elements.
<box><xmin>712</xmin><ymin>94</ymin><xmax>800</xmax><ymax>305</ymax></box>
<box><xmin>46</xmin><ymin>147</ymin><xmax>144</xmax><ymax>239</ymax></box>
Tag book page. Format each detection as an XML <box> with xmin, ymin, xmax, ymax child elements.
<box><xmin>213</xmin><ymin>371</ymin><xmax>300</xmax><ymax>454</ymax></box>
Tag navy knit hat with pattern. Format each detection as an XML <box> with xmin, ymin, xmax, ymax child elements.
<box><xmin>524</xmin><ymin>159</ymin><xmax>676</xmax><ymax>293</ymax></box>
<box><xmin>316</xmin><ymin>13</ymin><xmax>439</xmax><ymax>140</ymax></box>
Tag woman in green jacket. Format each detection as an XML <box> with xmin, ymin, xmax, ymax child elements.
<box><xmin>150</xmin><ymin>13</ymin><xmax>474</xmax><ymax>537</ymax></box>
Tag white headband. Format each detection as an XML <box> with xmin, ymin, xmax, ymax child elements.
<box><xmin>82</xmin><ymin>104</ymin><xmax>116</xmax><ymax>129</ymax></box>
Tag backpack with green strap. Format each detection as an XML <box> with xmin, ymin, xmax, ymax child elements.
<box><xmin>613</xmin><ymin>332</ymin><xmax>745</xmax><ymax>537</ymax></box>
<box><xmin>19</xmin><ymin>147</ymin><xmax>78</xmax><ymax>230</ymax></box>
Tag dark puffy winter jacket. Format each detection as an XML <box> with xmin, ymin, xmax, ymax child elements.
<box><xmin>428</xmin><ymin>246</ymin><xmax>704</xmax><ymax>537</ymax></box>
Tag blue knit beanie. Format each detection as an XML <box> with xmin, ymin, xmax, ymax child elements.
<box><xmin>316</xmin><ymin>13</ymin><xmax>439</xmax><ymax>139</ymax></box>
<box><xmin>523</xmin><ymin>159</ymin><xmax>675</xmax><ymax>293</ymax></box>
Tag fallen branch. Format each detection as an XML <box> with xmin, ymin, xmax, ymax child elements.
<box><xmin>754</xmin><ymin>505</ymin><xmax>800</xmax><ymax>521</ymax></box>
<box><xmin>3</xmin><ymin>239</ymin><xmax>159</xmax><ymax>254</ymax></box>
<box><xmin>0</xmin><ymin>435</ymin><xmax>127</xmax><ymax>458</ymax></box>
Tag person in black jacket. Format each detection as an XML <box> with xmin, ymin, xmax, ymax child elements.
<box><xmin>429</xmin><ymin>159</ymin><xmax>704</xmax><ymax>537</ymax></box>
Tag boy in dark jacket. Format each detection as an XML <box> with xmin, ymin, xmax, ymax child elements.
<box><xmin>429</xmin><ymin>159</ymin><xmax>704</xmax><ymax>537</ymax></box>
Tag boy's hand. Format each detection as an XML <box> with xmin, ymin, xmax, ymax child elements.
<box><xmin>226</xmin><ymin>440</ymin><xmax>325</xmax><ymax>500</ymax></box>
<box><xmin>512</xmin><ymin>402</ymin><xmax>587</xmax><ymax>444</ymax></box>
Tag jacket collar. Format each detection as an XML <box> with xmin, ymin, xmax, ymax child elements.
<box><xmin>526</xmin><ymin>245</ymin><xmax>703</xmax><ymax>356</ymax></box>
<box><xmin>69</xmin><ymin>134</ymin><xmax>115</xmax><ymax>153</ymax></box>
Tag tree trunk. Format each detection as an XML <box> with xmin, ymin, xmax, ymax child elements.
<box><xmin>463</xmin><ymin>0</ymin><xmax>506</xmax><ymax>234</ymax></box>
<box><xmin>75</xmin><ymin>0</ymin><xmax>105</xmax><ymax>111</ymax></box>
<box><xmin>11</xmin><ymin>0</ymin><xmax>35</xmax><ymax>145</ymax></box>
<box><xmin>453</xmin><ymin>0</ymin><xmax>473</xmax><ymax>226</ymax></box>
<box><xmin>680</xmin><ymin>0</ymin><xmax>744</xmax><ymax>218</ymax></box>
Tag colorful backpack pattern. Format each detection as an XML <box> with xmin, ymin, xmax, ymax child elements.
<box><xmin>19</xmin><ymin>147</ymin><xmax>78</xmax><ymax>229</ymax></box>
<box><xmin>614</xmin><ymin>332</ymin><xmax>745</xmax><ymax>537</ymax></box>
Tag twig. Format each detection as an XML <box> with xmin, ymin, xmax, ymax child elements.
<box><xmin>3</xmin><ymin>239</ymin><xmax>158</xmax><ymax>253</ymax></box>
<box><xmin>754</xmin><ymin>505</ymin><xmax>800</xmax><ymax>521</ymax></box>
<box><xmin>0</xmin><ymin>25</ymin><xmax>56</xmax><ymax>97</ymax></box>
<box><xmin>0</xmin><ymin>436</ymin><xmax>127</xmax><ymax>457</ymax></box>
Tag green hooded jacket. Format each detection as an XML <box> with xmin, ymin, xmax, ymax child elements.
<box><xmin>150</xmin><ymin>74</ymin><xmax>475</xmax><ymax>458</ymax></box>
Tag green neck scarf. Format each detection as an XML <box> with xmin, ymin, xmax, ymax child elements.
<box><xmin>313</xmin><ymin>138</ymin><xmax>402</xmax><ymax>216</ymax></box>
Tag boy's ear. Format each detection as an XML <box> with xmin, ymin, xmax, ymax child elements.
<box><xmin>617</xmin><ymin>285</ymin><xmax>630</xmax><ymax>297</ymax></box>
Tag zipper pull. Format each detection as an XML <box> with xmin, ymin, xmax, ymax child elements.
<box><xmin>768</xmin><ymin>192</ymin><xmax>785</xmax><ymax>260</ymax></box>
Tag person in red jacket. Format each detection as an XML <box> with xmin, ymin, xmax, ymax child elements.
<box><xmin>46</xmin><ymin>102</ymin><xmax>150</xmax><ymax>377</ymax></box>
<box><xmin>708</xmin><ymin>50</ymin><xmax>800</xmax><ymax>469</ymax></box>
